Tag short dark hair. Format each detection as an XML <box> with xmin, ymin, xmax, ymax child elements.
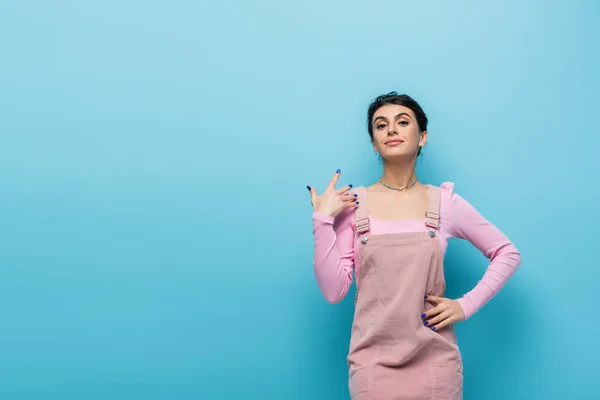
<box><xmin>366</xmin><ymin>92</ymin><xmax>428</xmax><ymax>156</ymax></box>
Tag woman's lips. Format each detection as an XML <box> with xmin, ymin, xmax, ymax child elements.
<box><xmin>385</xmin><ymin>140</ymin><xmax>404</xmax><ymax>146</ymax></box>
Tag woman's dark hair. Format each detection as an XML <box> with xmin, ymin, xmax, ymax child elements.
<box><xmin>366</xmin><ymin>92</ymin><xmax>428</xmax><ymax>156</ymax></box>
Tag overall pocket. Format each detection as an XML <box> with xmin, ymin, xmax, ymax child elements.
<box><xmin>432</xmin><ymin>365</ymin><xmax>463</xmax><ymax>400</ymax></box>
<box><xmin>348</xmin><ymin>365</ymin><xmax>372</xmax><ymax>400</ymax></box>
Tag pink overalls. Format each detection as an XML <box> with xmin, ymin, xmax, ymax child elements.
<box><xmin>347</xmin><ymin>185</ymin><xmax>464</xmax><ymax>400</ymax></box>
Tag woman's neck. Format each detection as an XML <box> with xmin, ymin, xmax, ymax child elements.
<box><xmin>380</xmin><ymin>160</ymin><xmax>417</xmax><ymax>188</ymax></box>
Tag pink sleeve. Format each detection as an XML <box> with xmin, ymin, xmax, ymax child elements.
<box><xmin>441</xmin><ymin>182</ymin><xmax>522</xmax><ymax>320</ymax></box>
<box><xmin>311</xmin><ymin>207</ymin><xmax>355</xmax><ymax>304</ymax></box>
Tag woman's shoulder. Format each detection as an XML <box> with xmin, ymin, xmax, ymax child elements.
<box><xmin>428</xmin><ymin>181</ymin><xmax>455</xmax><ymax>235</ymax></box>
<box><xmin>435</xmin><ymin>181</ymin><xmax>480</xmax><ymax>233</ymax></box>
<box><xmin>429</xmin><ymin>181</ymin><xmax>456</xmax><ymax>194</ymax></box>
<box><xmin>424</xmin><ymin>181</ymin><xmax>456</xmax><ymax>207</ymax></box>
<box><xmin>435</xmin><ymin>181</ymin><xmax>458</xmax><ymax>220</ymax></box>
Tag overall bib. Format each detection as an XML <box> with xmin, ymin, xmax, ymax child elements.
<box><xmin>347</xmin><ymin>185</ymin><xmax>464</xmax><ymax>400</ymax></box>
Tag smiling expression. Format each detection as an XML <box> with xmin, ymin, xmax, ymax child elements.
<box><xmin>371</xmin><ymin>104</ymin><xmax>427</xmax><ymax>160</ymax></box>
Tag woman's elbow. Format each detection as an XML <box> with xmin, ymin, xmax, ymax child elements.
<box><xmin>504</xmin><ymin>245</ymin><xmax>522</xmax><ymax>271</ymax></box>
<box><xmin>321</xmin><ymin>287</ymin><xmax>347</xmax><ymax>304</ymax></box>
<box><xmin>512</xmin><ymin>250</ymin><xmax>522</xmax><ymax>268</ymax></box>
<box><xmin>324</xmin><ymin>294</ymin><xmax>344</xmax><ymax>304</ymax></box>
<box><xmin>495</xmin><ymin>242</ymin><xmax>521</xmax><ymax>264</ymax></box>
<box><xmin>508</xmin><ymin>242</ymin><xmax>522</xmax><ymax>262</ymax></box>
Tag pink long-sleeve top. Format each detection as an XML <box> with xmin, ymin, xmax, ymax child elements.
<box><xmin>311</xmin><ymin>182</ymin><xmax>521</xmax><ymax>320</ymax></box>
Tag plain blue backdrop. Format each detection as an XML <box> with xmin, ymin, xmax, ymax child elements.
<box><xmin>1</xmin><ymin>1</ymin><xmax>599</xmax><ymax>399</ymax></box>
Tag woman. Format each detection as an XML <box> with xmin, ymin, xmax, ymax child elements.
<box><xmin>307</xmin><ymin>92</ymin><xmax>521</xmax><ymax>399</ymax></box>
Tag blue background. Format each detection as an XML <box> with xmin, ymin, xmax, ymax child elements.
<box><xmin>1</xmin><ymin>1</ymin><xmax>599</xmax><ymax>399</ymax></box>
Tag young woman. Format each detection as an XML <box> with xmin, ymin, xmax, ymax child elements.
<box><xmin>307</xmin><ymin>92</ymin><xmax>521</xmax><ymax>399</ymax></box>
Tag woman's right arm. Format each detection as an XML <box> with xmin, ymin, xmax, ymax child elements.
<box><xmin>312</xmin><ymin>207</ymin><xmax>355</xmax><ymax>304</ymax></box>
<box><xmin>308</xmin><ymin>171</ymin><xmax>358</xmax><ymax>304</ymax></box>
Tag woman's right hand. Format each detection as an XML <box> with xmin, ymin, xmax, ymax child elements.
<box><xmin>307</xmin><ymin>170</ymin><xmax>359</xmax><ymax>218</ymax></box>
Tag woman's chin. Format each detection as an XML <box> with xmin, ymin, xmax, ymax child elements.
<box><xmin>380</xmin><ymin>151</ymin><xmax>416</xmax><ymax>161</ymax></box>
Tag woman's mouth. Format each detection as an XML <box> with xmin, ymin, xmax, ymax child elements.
<box><xmin>384</xmin><ymin>139</ymin><xmax>404</xmax><ymax>146</ymax></box>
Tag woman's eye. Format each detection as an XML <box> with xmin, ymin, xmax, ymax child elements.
<box><xmin>399</xmin><ymin>120</ymin><xmax>408</xmax><ymax>126</ymax></box>
<box><xmin>377</xmin><ymin>124</ymin><xmax>387</xmax><ymax>129</ymax></box>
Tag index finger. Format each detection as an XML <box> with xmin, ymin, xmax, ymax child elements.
<box><xmin>327</xmin><ymin>169</ymin><xmax>341</xmax><ymax>189</ymax></box>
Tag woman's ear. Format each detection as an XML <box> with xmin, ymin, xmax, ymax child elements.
<box><xmin>419</xmin><ymin>131</ymin><xmax>428</xmax><ymax>147</ymax></box>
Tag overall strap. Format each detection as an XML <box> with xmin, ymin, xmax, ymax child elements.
<box><xmin>425</xmin><ymin>184</ymin><xmax>441</xmax><ymax>231</ymax></box>
<box><xmin>354</xmin><ymin>186</ymin><xmax>370</xmax><ymax>235</ymax></box>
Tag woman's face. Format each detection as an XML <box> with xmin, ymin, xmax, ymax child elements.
<box><xmin>371</xmin><ymin>104</ymin><xmax>427</xmax><ymax>160</ymax></box>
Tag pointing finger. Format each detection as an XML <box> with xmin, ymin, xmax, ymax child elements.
<box><xmin>327</xmin><ymin>169</ymin><xmax>342</xmax><ymax>189</ymax></box>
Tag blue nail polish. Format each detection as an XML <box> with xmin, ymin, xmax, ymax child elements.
<box><xmin>349</xmin><ymin>184</ymin><xmax>353</xmax><ymax>188</ymax></box>
<box><xmin>307</xmin><ymin>185</ymin><xmax>311</xmax><ymax>190</ymax></box>
<box><xmin>356</xmin><ymin>201</ymin><xmax>360</xmax><ymax>205</ymax></box>
<box><xmin>421</xmin><ymin>313</ymin><xmax>426</xmax><ymax>318</ymax></box>
<box><xmin>431</xmin><ymin>327</ymin><xmax>436</xmax><ymax>331</ymax></box>
<box><xmin>336</xmin><ymin>169</ymin><xmax>341</xmax><ymax>173</ymax></box>
<box><xmin>424</xmin><ymin>321</ymin><xmax>429</xmax><ymax>326</ymax></box>
<box><xmin>354</xmin><ymin>194</ymin><xmax>358</xmax><ymax>197</ymax></box>
<box><xmin>424</xmin><ymin>295</ymin><xmax>428</xmax><ymax>299</ymax></box>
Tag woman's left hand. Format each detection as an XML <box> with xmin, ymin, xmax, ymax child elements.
<box><xmin>421</xmin><ymin>295</ymin><xmax>465</xmax><ymax>331</ymax></box>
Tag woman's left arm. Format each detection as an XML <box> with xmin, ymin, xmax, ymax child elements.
<box><xmin>446</xmin><ymin>189</ymin><xmax>522</xmax><ymax>320</ymax></box>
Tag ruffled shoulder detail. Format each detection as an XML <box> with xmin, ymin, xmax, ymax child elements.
<box><xmin>440</xmin><ymin>181</ymin><xmax>455</xmax><ymax>194</ymax></box>
<box><xmin>439</xmin><ymin>182</ymin><xmax>455</xmax><ymax>228</ymax></box>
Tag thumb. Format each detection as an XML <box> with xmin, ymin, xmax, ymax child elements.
<box><xmin>307</xmin><ymin>185</ymin><xmax>318</xmax><ymax>206</ymax></box>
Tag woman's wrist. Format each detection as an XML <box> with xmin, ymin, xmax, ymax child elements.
<box><xmin>313</xmin><ymin>210</ymin><xmax>336</xmax><ymax>223</ymax></box>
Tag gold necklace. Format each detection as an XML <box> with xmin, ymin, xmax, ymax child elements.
<box><xmin>378</xmin><ymin>177</ymin><xmax>418</xmax><ymax>191</ymax></box>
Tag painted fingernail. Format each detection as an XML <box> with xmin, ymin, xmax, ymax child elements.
<box><xmin>421</xmin><ymin>313</ymin><xmax>426</xmax><ymax>318</ymax></box>
<box><xmin>354</xmin><ymin>194</ymin><xmax>358</xmax><ymax>197</ymax></box>
<box><xmin>431</xmin><ymin>327</ymin><xmax>436</xmax><ymax>331</ymax></box>
<box><xmin>349</xmin><ymin>184</ymin><xmax>353</xmax><ymax>188</ymax></box>
<box><xmin>424</xmin><ymin>321</ymin><xmax>429</xmax><ymax>326</ymax></box>
<box><xmin>424</xmin><ymin>295</ymin><xmax>428</xmax><ymax>299</ymax></box>
<box><xmin>356</xmin><ymin>201</ymin><xmax>360</xmax><ymax>204</ymax></box>
<box><xmin>307</xmin><ymin>185</ymin><xmax>311</xmax><ymax>190</ymax></box>
<box><xmin>336</xmin><ymin>169</ymin><xmax>341</xmax><ymax>173</ymax></box>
